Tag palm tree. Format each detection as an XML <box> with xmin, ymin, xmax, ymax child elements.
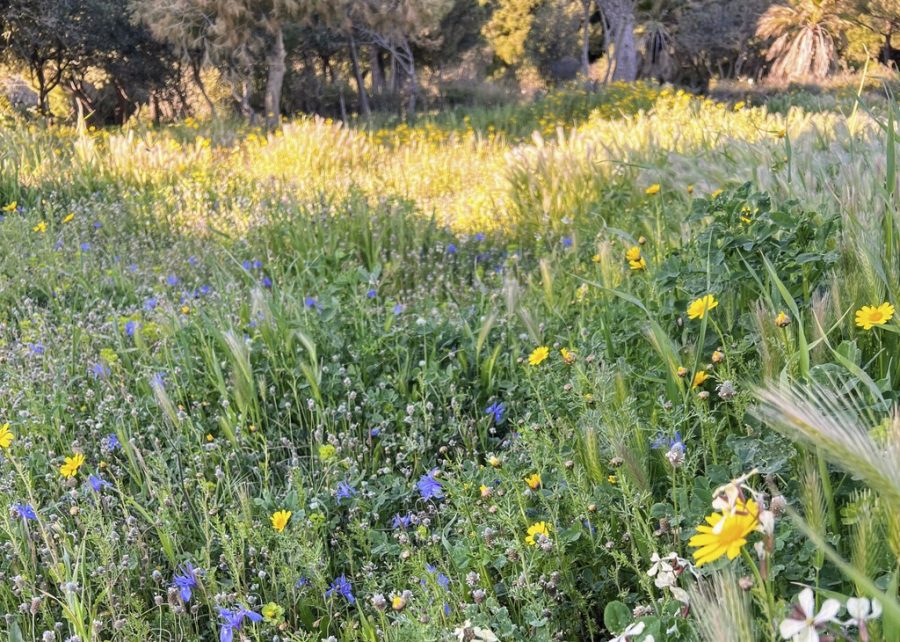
<box><xmin>756</xmin><ymin>0</ymin><xmax>846</xmax><ymax>80</ymax></box>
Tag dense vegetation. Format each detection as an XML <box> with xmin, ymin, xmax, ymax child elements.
<box><xmin>5</xmin><ymin>0</ymin><xmax>900</xmax><ymax>125</ymax></box>
<box><xmin>0</xmin><ymin>84</ymin><xmax>897</xmax><ymax>641</ymax></box>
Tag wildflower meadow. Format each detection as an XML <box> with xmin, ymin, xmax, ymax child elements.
<box><xmin>0</xmin><ymin>85</ymin><xmax>898</xmax><ymax>642</ymax></box>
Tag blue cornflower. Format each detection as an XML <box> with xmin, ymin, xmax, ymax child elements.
<box><xmin>90</xmin><ymin>363</ymin><xmax>110</xmax><ymax>379</ymax></box>
<box><xmin>144</xmin><ymin>297</ymin><xmax>158</xmax><ymax>311</ymax></box>
<box><xmin>392</xmin><ymin>513</ymin><xmax>412</xmax><ymax>529</ymax></box>
<box><xmin>484</xmin><ymin>401</ymin><xmax>505</xmax><ymax>425</ymax></box>
<box><xmin>475</xmin><ymin>232</ymin><xmax>485</xmax><ymax>242</ymax></box>
<box><xmin>424</xmin><ymin>563</ymin><xmax>450</xmax><ymax>589</ymax></box>
<box><xmin>150</xmin><ymin>372</ymin><xmax>167</xmax><ymax>388</ymax></box>
<box><xmin>261</xmin><ymin>276</ymin><xmax>272</xmax><ymax>289</ymax></box>
<box><xmin>104</xmin><ymin>433</ymin><xmax>120</xmax><ymax>451</ymax></box>
<box><xmin>128</xmin><ymin>263</ymin><xmax>139</xmax><ymax>273</ymax></box>
<box><xmin>417</xmin><ymin>469</ymin><xmax>443</xmax><ymax>500</ymax></box>
<box><xmin>12</xmin><ymin>503</ymin><xmax>37</xmax><ymax>520</ymax></box>
<box><xmin>304</xmin><ymin>296</ymin><xmax>321</xmax><ymax>310</ymax></box>
<box><xmin>366</xmin><ymin>288</ymin><xmax>377</xmax><ymax>299</ymax></box>
<box><xmin>651</xmin><ymin>431</ymin><xmax>686</xmax><ymax>453</ymax></box>
<box><xmin>242</xmin><ymin>260</ymin><xmax>252</xmax><ymax>270</ymax></box>
<box><xmin>218</xmin><ymin>606</ymin><xmax>262</xmax><ymax>642</ymax></box>
<box><xmin>89</xmin><ymin>474</ymin><xmax>111</xmax><ymax>492</ymax></box>
<box><xmin>93</xmin><ymin>221</ymin><xmax>102</xmax><ymax>229</ymax></box>
<box><xmin>336</xmin><ymin>480</ymin><xmax>356</xmax><ymax>503</ymax></box>
<box><xmin>166</xmin><ymin>275</ymin><xmax>179</xmax><ymax>286</ymax></box>
<box><xmin>295</xmin><ymin>576</ymin><xmax>310</xmax><ymax>588</ymax></box>
<box><xmin>562</xmin><ymin>237</ymin><xmax>573</xmax><ymax>248</ymax></box>
<box><xmin>325</xmin><ymin>574</ymin><xmax>355</xmax><ymax>604</ymax></box>
<box><xmin>369</xmin><ymin>428</ymin><xmax>380</xmax><ymax>438</ymax></box>
<box><xmin>188</xmin><ymin>256</ymin><xmax>198</xmax><ymax>267</ymax></box>
<box><xmin>26</xmin><ymin>342</ymin><xmax>44</xmax><ymax>356</ymax></box>
<box><xmin>393</xmin><ymin>303</ymin><xmax>405</xmax><ymax>315</ymax></box>
<box><xmin>172</xmin><ymin>562</ymin><xmax>201</xmax><ymax>603</ymax></box>
<box><xmin>253</xmin><ymin>259</ymin><xmax>263</xmax><ymax>269</ymax></box>
<box><xmin>447</xmin><ymin>243</ymin><xmax>457</xmax><ymax>255</ymax></box>
<box><xmin>124</xmin><ymin>320</ymin><xmax>138</xmax><ymax>337</ymax></box>
<box><xmin>80</xmin><ymin>242</ymin><xmax>91</xmax><ymax>252</ymax></box>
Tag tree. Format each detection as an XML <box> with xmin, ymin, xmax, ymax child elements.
<box><xmin>480</xmin><ymin>0</ymin><xmax>541</xmax><ymax>67</ymax></box>
<box><xmin>840</xmin><ymin>0</ymin><xmax>900</xmax><ymax>64</ymax></box>
<box><xmin>597</xmin><ymin>0</ymin><xmax>638</xmax><ymax>81</ymax></box>
<box><xmin>0</xmin><ymin>0</ymin><xmax>87</xmax><ymax>115</ymax></box>
<box><xmin>756</xmin><ymin>0</ymin><xmax>846</xmax><ymax>80</ymax></box>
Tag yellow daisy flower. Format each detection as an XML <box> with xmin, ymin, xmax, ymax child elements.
<box><xmin>625</xmin><ymin>246</ymin><xmax>641</xmax><ymax>262</ymax></box>
<box><xmin>528</xmin><ymin>346</ymin><xmax>549</xmax><ymax>366</ymax></box>
<box><xmin>687</xmin><ymin>294</ymin><xmax>718</xmax><ymax>320</ymax></box>
<box><xmin>0</xmin><ymin>423</ymin><xmax>13</xmax><ymax>449</ymax></box>
<box><xmin>525</xmin><ymin>521</ymin><xmax>551</xmax><ymax>546</ymax></box>
<box><xmin>524</xmin><ymin>473</ymin><xmax>542</xmax><ymax>490</ymax></box>
<box><xmin>271</xmin><ymin>509</ymin><xmax>291</xmax><ymax>533</ymax></box>
<box><xmin>854</xmin><ymin>302</ymin><xmax>895</xmax><ymax>330</ymax></box>
<box><xmin>692</xmin><ymin>371</ymin><xmax>709</xmax><ymax>388</ymax></box>
<box><xmin>645</xmin><ymin>184</ymin><xmax>661</xmax><ymax>195</ymax></box>
<box><xmin>60</xmin><ymin>452</ymin><xmax>85</xmax><ymax>478</ymax></box>
<box><xmin>688</xmin><ymin>498</ymin><xmax>759</xmax><ymax>567</ymax></box>
<box><xmin>33</xmin><ymin>221</ymin><xmax>47</xmax><ymax>233</ymax></box>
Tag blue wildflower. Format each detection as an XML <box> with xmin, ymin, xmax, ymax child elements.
<box><xmin>447</xmin><ymin>243</ymin><xmax>457</xmax><ymax>255</ymax></box>
<box><xmin>304</xmin><ymin>296</ymin><xmax>321</xmax><ymax>310</ymax></box>
<box><xmin>93</xmin><ymin>221</ymin><xmax>102</xmax><ymax>229</ymax></box>
<box><xmin>150</xmin><ymin>372</ymin><xmax>166</xmax><ymax>388</ymax></box>
<box><xmin>188</xmin><ymin>256</ymin><xmax>198</xmax><ymax>266</ymax></box>
<box><xmin>124</xmin><ymin>320</ymin><xmax>138</xmax><ymax>337</ymax></box>
<box><xmin>484</xmin><ymin>401</ymin><xmax>505</xmax><ymax>425</ymax></box>
<box><xmin>261</xmin><ymin>276</ymin><xmax>272</xmax><ymax>289</ymax></box>
<box><xmin>325</xmin><ymin>574</ymin><xmax>355</xmax><ymax>604</ymax></box>
<box><xmin>425</xmin><ymin>563</ymin><xmax>450</xmax><ymax>589</ymax></box>
<box><xmin>417</xmin><ymin>469</ymin><xmax>443</xmax><ymax>500</ymax></box>
<box><xmin>90</xmin><ymin>363</ymin><xmax>110</xmax><ymax>379</ymax></box>
<box><xmin>295</xmin><ymin>576</ymin><xmax>310</xmax><ymax>588</ymax></box>
<box><xmin>392</xmin><ymin>513</ymin><xmax>412</xmax><ymax>529</ymax></box>
<box><xmin>12</xmin><ymin>503</ymin><xmax>37</xmax><ymax>520</ymax></box>
<box><xmin>366</xmin><ymin>288</ymin><xmax>377</xmax><ymax>299</ymax></box>
<box><xmin>172</xmin><ymin>562</ymin><xmax>200</xmax><ymax>603</ymax></box>
<box><xmin>369</xmin><ymin>428</ymin><xmax>380</xmax><ymax>438</ymax></box>
<box><xmin>336</xmin><ymin>480</ymin><xmax>356</xmax><ymax>503</ymax></box>
<box><xmin>218</xmin><ymin>606</ymin><xmax>262</xmax><ymax>642</ymax></box>
<box><xmin>166</xmin><ymin>275</ymin><xmax>179</xmax><ymax>286</ymax></box>
<box><xmin>104</xmin><ymin>433</ymin><xmax>120</xmax><ymax>451</ymax></box>
<box><xmin>80</xmin><ymin>242</ymin><xmax>91</xmax><ymax>252</ymax></box>
<box><xmin>562</xmin><ymin>237</ymin><xmax>573</xmax><ymax>248</ymax></box>
<box><xmin>242</xmin><ymin>260</ymin><xmax>252</xmax><ymax>270</ymax></box>
<box><xmin>475</xmin><ymin>232</ymin><xmax>485</xmax><ymax>242</ymax></box>
<box><xmin>89</xmin><ymin>474</ymin><xmax>111</xmax><ymax>492</ymax></box>
<box><xmin>128</xmin><ymin>263</ymin><xmax>139</xmax><ymax>273</ymax></box>
<box><xmin>26</xmin><ymin>342</ymin><xmax>44</xmax><ymax>356</ymax></box>
<box><xmin>144</xmin><ymin>297</ymin><xmax>158</xmax><ymax>311</ymax></box>
<box><xmin>393</xmin><ymin>303</ymin><xmax>405</xmax><ymax>315</ymax></box>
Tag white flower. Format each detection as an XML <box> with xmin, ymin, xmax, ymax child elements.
<box><xmin>779</xmin><ymin>588</ymin><xmax>841</xmax><ymax>642</ymax></box>
<box><xmin>845</xmin><ymin>597</ymin><xmax>882</xmax><ymax>627</ymax></box>
<box><xmin>609</xmin><ymin>621</ymin><xmax>653</xmax><ymax>642</ymax></box>
<box><xmin>454</xmin><ymin>620</ymin><xmax>499</xmax><ymax>642</ymax></box>
<box><xmin>646</xmin><ymin>552</ymin><xmax>691</xmax><ymax>596</ymax></box>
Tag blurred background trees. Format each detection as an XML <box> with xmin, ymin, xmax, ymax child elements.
<box><xmin>1</xmin><ymin>0</ymin><xmax>900</xmax><ymax>124</ymax></box>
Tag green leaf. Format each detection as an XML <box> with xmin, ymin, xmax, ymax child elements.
<box><xmin>603</xmin><ymin>600</ymin><xmax>631</xmax><ymax>635</ymax></box>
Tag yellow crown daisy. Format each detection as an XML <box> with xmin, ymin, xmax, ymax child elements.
<box><xmin>688</xmin><ymin>498</ymin><xmax>759</xmax><ymax>567</ymax></box>
<box><xmin>854</xmin><ymin>302</ymin><xmax>894</xmax><ymax>331</ymax></box>
<box><xmin>525</xmin><ymin>521</ymin><xmax>551</xmax><ymax>546</ymax></box>
<box><xmin>687</xmin><ymin>294</ymin><xmax>718</xmax><ymax>320</ymax></box>
<box><xmin>0</xmin><ymin>423</ymin><xmax>13</xmax><ymax>449</ymax></box>
<box><xmin>60</xmin><ymin>452</ymin><xmax>85</xmax><ymax>478</ymax></box>
<box><xmin>271</xmin><ymin>509</ymin><xmax>292</xmax><ymax>533</ymax></box>
<box><xmin>528</xmin><ymin>346</ymin><xmax>549</xmax><ymax>366</ymax></box>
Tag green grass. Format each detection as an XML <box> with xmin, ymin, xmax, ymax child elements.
<box><xmin>0</xmin><ymin>86</ymin><xmax>898</xmax><ymax>642</ymax></box>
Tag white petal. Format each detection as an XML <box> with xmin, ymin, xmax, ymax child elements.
<box><xmin>798</xmin><ymin>588</ymin><xmax>815</xmax><ymax>618</ymax></box>
<box><xmin>796</xmin><ymin>627</ymin><xmax>819</xmax><ymax>642</ymax></box>
<box><xmin>845</xmin><ymin>597</ymin><xmax>867</xmax><ymax>620</ymax></box>
<box><xmin>779</xmin><ymin>619</ymin><xmax>808</xmax><ymax>639</ymax></box>
<box><xmin>626</xmin><ymin>621</ymin><xmax>646</xmax><ymax>635</ymax></box>
<box><xmin>871</xmin><ymin>599</ymin><xmax>882</xmax><ymax>619</ymax></box>
<box><xmin>814</xmin><ymin>598</ymin><xmax>841</xmax><ymax>624</ymax></box>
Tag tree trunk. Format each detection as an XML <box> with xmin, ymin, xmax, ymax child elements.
<box><xmin>581</xmin><ymin>0</ymin><xmax>593</xmax><ymax>78</ymax></box>
<box><xmin>884</xmin><ymin>29</ymin><xmax>893</xmax><ymax>67</ymax></box>
<box><xmin>370</xmin><ymin>46</ymin><xmax>384</xmax><ymax>95</ymax></box>
<box><xmin>190</xmin><ymin>57</ymin><xmax>216</xmax><ymax>118</ymax></box>
<box><xmin>264</xmin><ymin>27</ymin><xmax>286</xmax><ymax>130</ymax></box>
<box><xmin>348</xmin><ymin>32</ymin><xmax>371</xmax><ymax>119</ymax></box>
<box><xmin>598</xmin><ymin>0</ymin><xmax>637</xmax><ymax>82</ymax></box>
